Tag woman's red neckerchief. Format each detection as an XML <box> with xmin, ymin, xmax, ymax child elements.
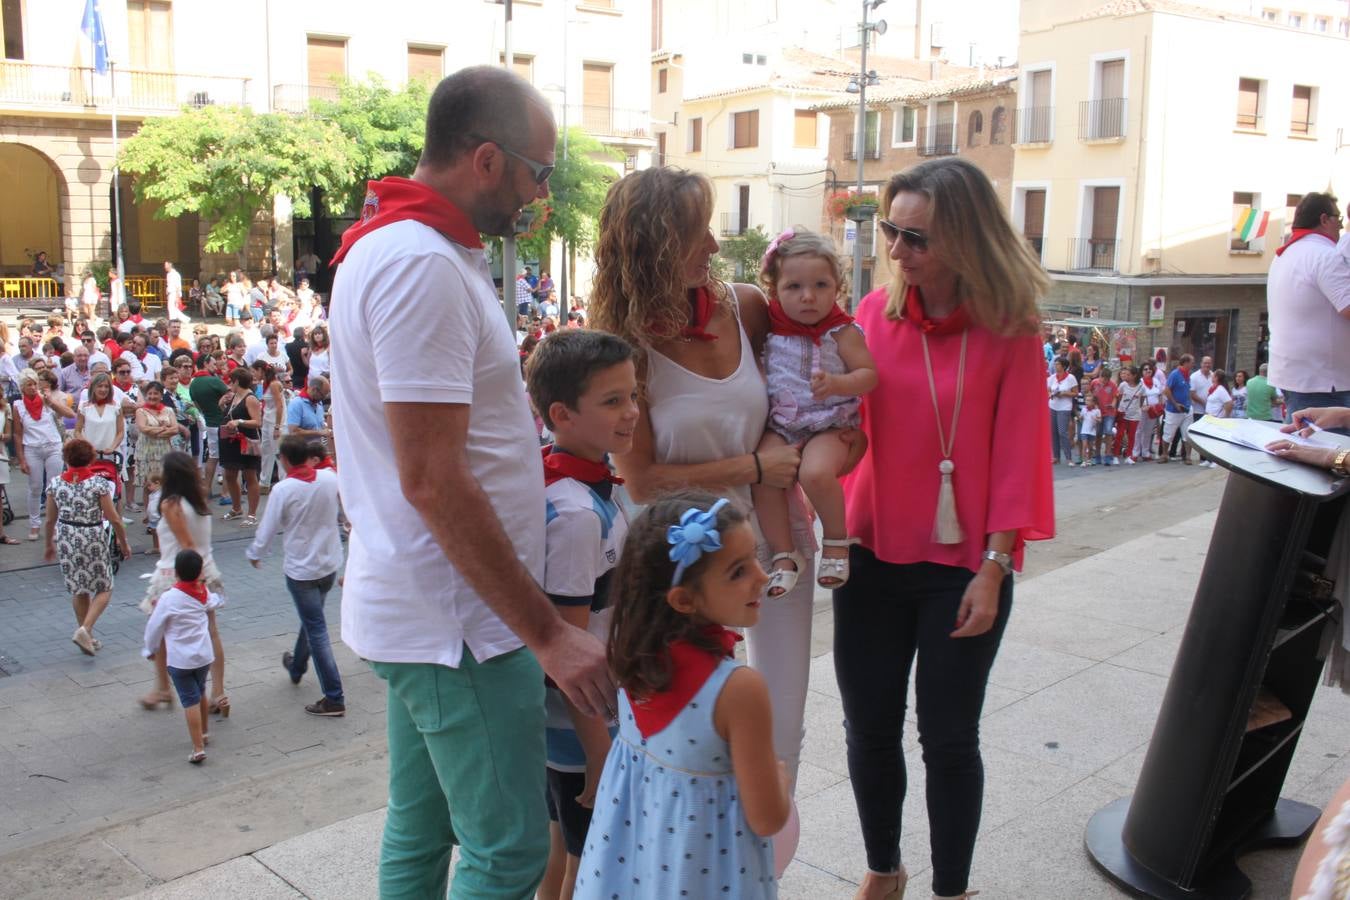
<box><xmin>60</xmin><ymin>464</ymin><xmax>99</xmax><ymax>484</ymax></box>
<box><xmin>331</xmin><ymin>177</ymin><xmax>484</xmax><ymax>266</ymax></box>
<box><xmin>1054</xmin><ymin>371</ymin><xmax>1069</xmax><ymax>383</ymax></box>
<box><xmin>1275</xmin><ymin>228</ymin><xmax>1332</xmax><ymax>257</ymax></box>
<box><xmin>21</xmin><ymin>393</ymin><xmax>44</xmax><ymax>422</ymax></box>
<box><xmin>766</xmin><ymin>299</ymin><xmax>853</xmax><ymax>345</ymax></box>
<box><xmin>1208</xmin><ymin>383</ymin><xmax>1220</xmax><ymax>397</ymax></box>
<box><xmin>901</xmin><ymin>284</ymin><xmax>971</xmax><ymax>335</ymax></box>
<box><xmin>173</xmin><ymin>581</ymin><xmax>209</xmax><ymax>605</ymax></box>
<box><xmin>681</xmin><ymin>286</ymin><xmax>719</xmax><ymax>342</ymax></box>
<box><xmin>631</xmin><ymin>625</ymin><xmax>742</xmax><ymax>737</ymax></box>
<box><xmin>286</xmin><ymin>464</ymin><xmax>317</xmax><ymax>483</ymax></box>
<box><xmin>142</xmin><ymin>401</ymin><xmax>164</xmax><ymax>412</ymax></box>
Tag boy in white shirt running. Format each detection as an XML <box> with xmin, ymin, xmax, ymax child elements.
<box><xmin>143</xmin><ymin>549</ymin><xmax>225</xmax><ymax>763</ymax></box>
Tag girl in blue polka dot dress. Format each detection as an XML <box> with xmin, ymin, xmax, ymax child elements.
<box><xmin>573</xmin><ymin>492</ymin><xmax>790</xmax><ymax>900</ymax></box>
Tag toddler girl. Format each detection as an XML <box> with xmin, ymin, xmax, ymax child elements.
<box><xmin>1078</xmin><ymin>393</ymin><xmax>1102</xmax><ymax>467</ymax></box>
<box><xmin>751</xmin><ymin>229</ymin><xmax>877</xmax><ymax>595</ymax></box>
<box><xmin>573</xmin><ymin>492</ymin><xmax>789</xmax><ymax>900</ymax></box>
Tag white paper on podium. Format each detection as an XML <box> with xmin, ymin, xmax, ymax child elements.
<box><xmin>1193</xmin><ymin>415</ymin><xmax>1339</xmax><ymax>455</ymax></box>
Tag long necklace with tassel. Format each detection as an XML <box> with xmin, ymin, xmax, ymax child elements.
<box><xmin>920</xmin><ymin>329</ymin><xmax>968</xmax><ymax>545</ymax></box>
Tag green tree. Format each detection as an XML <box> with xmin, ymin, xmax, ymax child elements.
<box><xmin>714</xmin><ymin>225</ymin><xmax>771</xmax><ymax>282</ymax></box>
<box><xmin>309</xmin><ymin>76</ymin><xmax>430</xmax><ymax>214</ymax></box>
<box><xmin>516</xmin><ymin>128</ymin><xmax>622</xmax><ymax>264</ymax></box>
<box><xmin>118</xmin><ymin>105</ymin><xmax>355</xmax><ymax>257</ymax></box>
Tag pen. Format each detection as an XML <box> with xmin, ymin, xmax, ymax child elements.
<box><xmin>1298</xmin><ymin>417</ymin><xmax>1323</xmax><ymax>434</ymax></box>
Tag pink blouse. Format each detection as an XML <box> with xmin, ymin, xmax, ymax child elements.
<box><xmin>844</xmin><ymin>288</ymin><xmax>1055</xmax><ymax>573</ymax></box>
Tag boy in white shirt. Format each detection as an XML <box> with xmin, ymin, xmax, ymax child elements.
<box><xmin>142</xmin><ymin>550</ymin><xmax>225</xmax><ymax>763</ymax></box>
<box><xmin>1078</xmin><ymin>394</ymin><xmax>1102</xmax><ymax>468</ymax></box>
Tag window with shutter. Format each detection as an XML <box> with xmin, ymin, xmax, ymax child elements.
<box><xmin>1236</xmin><ymin>78</ymin><xmax>1262</xmax><ymax>129</ymax></box>
<box><xmin>1290</xmin><ymin>85</ymin><xmax>1312</xmax><ymax>134</ymax></box>
<box><xmin>1231</xmin><ymin>191</ymin><xmax>1256</xmax><ymax>251</ymax></box>
<box><xmin>658</xmin><ymin>69</ymin><xmax>668</xmax><ymax>93</ymax></box>
<box><xmin>408</xmin><ymin>47</ymin><xmax>443</xmax><ymax>84</ymax></box>
<box><xmin>498</xmin><ymin>53</ymin><xmax>534</xmax><ymax>83</ymax></box>
<box><xmin>793</xmin><ymin>110</ymin><xmax>817</xmax><ymax>148</ymax></box>
<box><xmin>732</xmin><ymin>110</ymin><xmax>758</xmax><ymax>149</ymax></box>
<box><xmin>582</xmin><ymin>62</ymin><xmax>613</xmax><ymax>133</ymax></box>
<box><xmin>689</xmin><ymin>117</ymin><xmax>702</xmax><ymax>153</ymax></box>
<box><xmin>2</xmin><ymin>0</ymin><xmax>25</xmax><ymax>60</ymax></box>
<box><xmin>1090</xmin><ymin>186</ymin><xmax>1119</xmax><ymax>268</ymax></box>
<box><xmin>308</xmin><ymin>37</ymin><xmax>346</xmax><ymax>90</ymax></box>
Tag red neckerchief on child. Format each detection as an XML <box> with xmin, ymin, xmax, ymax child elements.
<box><xmin>60</xmin><ymin>464</ymin><xmax>98</xmax><ymax>484</ymax></box>
<box><xmin>174</xmin><ymin>581</ymin><xmax>209</xmax><ymax>605</ymax></box>
<box><xmin>631</xmin><ymin>625</ymin><xmax>742</xmax><ymax>737</ymax></box>
<box><xmin>21</xmin><ymin>393</ymin><xmax>44</xmax><ymax>421</ymax></box>
<box><xmin>1275</xmin><ymin>228</ymin><xmax>1332</xmax><ymax>257</ymax></box>
<box><xmin>314</xmin><ymin>456</ymin><xmax>337</xmax><ymax>471</ymax></box>
<box><xmin>541</xmin><ymin>446</ymin><xmax>622</xmax><ymax>500</ymax></box>
<box><xmin>286</xmin><ymin>464</ymin><xmax>317</xmax><ymax>483</ymax></box>
<box><xmin>680</xmin><ymin>286</ymin><xmax>719</xmax><ymax>342</ymax></box>
<box><xmin>901</xmin><ymin>285</ymin><xmax>970</xmax><ymax>335</ymax></box>
<box><xmin>330</xmin><ymin>177</ymin><xmax>484</xmax><ymax>266</ymax></box>
<box><xmin>766</xmin><ymin>299</ymin><xmax>853</xmax><ymax>345</ymax></box>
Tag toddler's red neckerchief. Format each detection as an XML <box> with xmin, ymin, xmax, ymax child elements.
<box><xmin>541</xmin><ymin>446</ymin><xmax>623</xmax><ymax>499</ymax></box>
<box><xmin>766</xmin><ymin>299</ymin><xmax>853</xmax><ymax>345</ymax></box>
<box><xmin>1275</xmin><ymin>228</ymin><xmax>1332</xmax><ymax>257</ymax></box>
<box><xmin>60</xmin><ymin>464</ymin><xmax>99</xmax><ymax>484</ymax></box>
<box><xmin>21</xmin><ymin>393</ymin><xmax>44</xmax><ymax>421</ymax></box>
<box><xmin>286</xmin><ymin>464</ymin><xmax>317</xmax><ymax>483</ymax></box>
<box><xmin>901</xmin><ymin>285</ymin><xmax>970</xmax><ymax>335</ymax></box>
<box><xmin>631</xmin><ymin>625</ymin><xmax>741</xmax><ymax>738</ymax></box>
<box><xmin>331</xmin><ymin>177</ymin><xmax>483</xmax><ymax>266</ymax></box>
<box><xmin>681</xmin><ymin>286</ymin><xmax>719</xmax><ymax>342</ymax></box>
<box><xmin>174</xmin><ymin>581</ymin><xmax>209</xmax><ymax>605</ymax></box>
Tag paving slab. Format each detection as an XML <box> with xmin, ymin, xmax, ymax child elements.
<box><xmin>253</xmin><ymin>808</ymin><xmax>384</xmax><ymax>900</ymax></box>
<box><xmin>133</xmin><ymin>856</ymin><xmax>302</xmax><ymax>900</ymax></box>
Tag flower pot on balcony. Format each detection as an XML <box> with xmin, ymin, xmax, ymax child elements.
<box><xmin>844</xmin><ymin>204</ymin><xmax>878</xmax><ymax>223</ymax></box>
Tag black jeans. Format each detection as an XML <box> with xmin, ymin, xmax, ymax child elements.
<box><xmin>832</xmin><ymin>546</ymin><xmax>1013</xmax><ymax>896</ymax></box>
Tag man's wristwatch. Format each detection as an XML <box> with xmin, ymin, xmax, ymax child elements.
<box><xmin>982</xmin><ymin>550</ymin><xmax>1014</xmax><ymax>577</ymax></box>
<box><xmin>1332</xmin><ymin>448</ymin><xmax>1350</xmax><ymax>479</ymax></box>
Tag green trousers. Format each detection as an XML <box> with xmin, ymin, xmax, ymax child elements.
<box><xmin>371</xmin><ymin>647</ymin><xmax>547</xmax><ymax>899</ymax></box>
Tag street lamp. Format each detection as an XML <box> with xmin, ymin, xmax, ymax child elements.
<box><xmin>848</xmin><ymin>0</ymin><xmax>886</xmax><ymax>311</ymax></box>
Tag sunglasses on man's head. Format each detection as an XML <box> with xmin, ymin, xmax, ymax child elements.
<box><xmin>877</xmin><ymin>219</ymin><xmax>930</xmax><ymax>253</ymax></box>
<box><xmin>468</xmin><ymin>132</ymin><xmax>554</xmax><ymax>185</ymax></box>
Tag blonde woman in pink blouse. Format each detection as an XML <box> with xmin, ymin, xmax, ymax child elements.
<box><xmin>837</xmin><ymin>157</ymin><xmax>1056</xmax><ymax>900</ymax></box>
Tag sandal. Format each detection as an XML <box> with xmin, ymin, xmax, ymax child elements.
<box><xmin>764</xmin><ymin>551</ymin><xmax>805</xmax><ymax>598</ymax></box>
<box><xmin>139</xmin><ymin>691</ymin><xmax>172</xmax><ymax>710</ymax></box>
<box><xmin>209</xmin><ymin>695</ymin><xmax>231</xmax><ymax>718</ymax></box>
<box><xmin>188</xmin><ymin>750</ymin><xmax>206</xmax><ymax>764</ymax></box>
<box><xmin>0</xmin><ymin>536</ymin><xmax>19</xmax><ymax>545</ymax></box>
<box><xmin>222</xmin><ymin>510</ymin><xmax>243</xmax><ymax>521</ymax></box>
<box><xmin>241</xmin><ymin>515</ymin><xmax>258</xmax><ymax>528</ymax></box>
<box><xmin>817</xmin><ymin>538</ymin><xmax>860</xmax><ymax>589</ymax></box>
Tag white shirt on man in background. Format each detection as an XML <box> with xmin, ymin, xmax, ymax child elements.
<box><xmin>1268</xmin><ymin>232</ymin><xmax>1350</xmax><ymax>393</ymax></box>
<box><xmin>245</xmin><ymin>468</ymin><xmax>344</xmax><ymax>580</ymax></box>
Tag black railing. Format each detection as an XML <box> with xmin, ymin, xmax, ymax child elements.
<box><xmin>844</xmin><ymin>134</ymin><xmax>882</xmax><ymax>160</ymax></box>
<box><xmin>1079</xmin><ymin>97</ymin><xmax>1127</xmax><ymax>140</ymax></box>
<box><xmin>916</xmin><ymin>123</ymin><xmax>959</xmax><ymax>157</ymax></box>
<box><xmin>272</xmin><ymin>83</ymin><xmax>342</xmax><ymax>113</ymax></box>
<box><xmin>720</xmin><ymin>211</ymin><xmax>750</xmax><ymax>237</ymax></box>
<box><xmin>1068</xmin><ymin>238</ymin><xmax>1118</xmax><ymax>273</ymax></box>
<box><xmin>1013</xmin><ymin>106</ymin><xmax>1054</xmax><ymax>144</ymax></box>
<box><xmin>0</xmin><ymin>60</ymin><xmax>249</xmax><ymax>111</ymax></box>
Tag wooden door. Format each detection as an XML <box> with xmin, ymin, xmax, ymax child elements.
<box><xmin>1091</xmin><ymin>186</ymin><xmax>1119</xmax><ymax>269</ymax></box>
<box><xmin>737</xmin><ymin>185</ymin><xmax>750</xmax><ymax>233</ymax></box>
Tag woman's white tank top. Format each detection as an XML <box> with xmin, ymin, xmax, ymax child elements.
<box><xmin>644</xmin><ymin>299</ymin><xmax>769</xmax><ymax>512</ymax></box>
<box><xmin>154</xmin><ymin>499</ymin><xmax>216</xmax><ymax>571</ymax></box>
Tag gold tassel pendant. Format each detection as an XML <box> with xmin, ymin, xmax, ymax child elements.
<box><xmin>933</xmin><ymin>458</ymin><xmax>963</xmax><ymax>545</ymax></box>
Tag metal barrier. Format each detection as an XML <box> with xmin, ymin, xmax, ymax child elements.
<box><xmin>125</xmin><ymin>276</ymin><xmax>166</xmax><ymax>312</ymax></box>
<box><xmin>0</xmin><ymin>277</ymin><xmax>61</xmax><ymax>299</ymax></box>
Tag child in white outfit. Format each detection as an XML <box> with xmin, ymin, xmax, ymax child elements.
<box><xmin>1078</xmin><ymin>395</ymin><xmax>1102</xmax><ymax>467</ymax></box>
<box><xmin>750</xmin><ymin>228</ymin><xmax>878</xmax><ymax>596</ymax></box>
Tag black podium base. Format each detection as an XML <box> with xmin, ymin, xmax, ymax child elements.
<box><xmin>1085</xmin><ymin>796</ymin><xmax>1320</xmax><ymax>899</ymax></box>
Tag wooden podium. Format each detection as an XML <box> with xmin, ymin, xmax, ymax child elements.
<box><xmin>1085</xmin><ymin>418</ymin><xmax>1350</xmax><ymax>898</ymax></box>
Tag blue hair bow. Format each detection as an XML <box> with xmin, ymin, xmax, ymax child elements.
<box><xmin>667</xmin><ymin>498</ymin><xmax>730</xmax><ymax>586</ymax></box>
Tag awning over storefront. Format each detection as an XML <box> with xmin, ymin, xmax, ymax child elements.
<box><xmin>1042</xmin><ymin>317</ymin><xmax>1143</xmax><ymax>329</ymax></box>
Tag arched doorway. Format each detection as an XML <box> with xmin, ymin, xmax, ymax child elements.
<box><xmin>0</xmin><ymin>143</ymin><xmax>63</xmax><ymax>274</ymax></box>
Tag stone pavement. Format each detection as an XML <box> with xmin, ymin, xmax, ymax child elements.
<box><xmin>4</xmin><ymin>462</ymin><xmax>1347</xmax><ymax>898</ymax></box>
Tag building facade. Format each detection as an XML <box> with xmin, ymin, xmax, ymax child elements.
<box><xmin>1013</xmin><ymin>0</ymin><xmax>1350</xmax><ymax>372</ymax></box>
<box><xmin>817</xmin><ymin>68</ymin><xmax>1018</xmax><ymax>298</ymax></box>
<box><xmin>0</xmin><ymin>0</ymin><xmax>651</xmax><ymax>293</ymax></box>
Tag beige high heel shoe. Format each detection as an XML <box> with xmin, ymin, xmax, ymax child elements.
<box><xmin>855</xmin><ymin>866</ymin><xmax>908</xmax><ymax>900</ymax></box>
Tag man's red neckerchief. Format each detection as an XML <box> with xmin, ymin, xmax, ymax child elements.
<box><xmin>331</xmin><ymin>177</ymin><xmax>484</xmax><ymax>267</ymax></box>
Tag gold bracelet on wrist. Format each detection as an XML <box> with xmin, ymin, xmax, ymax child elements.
<box><xmin>1332</xmin><ymin>448</ymin><xmax>1350</xmax><ymax>478</ymax></box>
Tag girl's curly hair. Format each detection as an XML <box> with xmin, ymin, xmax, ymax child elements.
<box><xmin>588</xmin><ymin>168</ymin><xmax>723</xmax><ymax>349</ymax></box>
<box><xmin>607</xmin><ymin>490</ymin><xmax>750</xmax><ymax>700</ymax></box>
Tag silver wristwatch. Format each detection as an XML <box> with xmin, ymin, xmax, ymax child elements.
<box><xmin>982</xmin><ymin>550</ymin><xmax>1013</xmax><ymax>577</ymax></box>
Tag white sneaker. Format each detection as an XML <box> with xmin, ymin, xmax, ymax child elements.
<box><xmin>1124</xmin><ymin>457</ymin><xmax>1135</xmax><ymax>465</ymax></box>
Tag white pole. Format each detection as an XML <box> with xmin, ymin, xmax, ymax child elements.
<box><xmin>850</xmin><ymin>0</ymin><xmax>869</xmax><ymax>311</ymax></box>
<box><xmin>110</xmin><ymin>60</ymin><xmax>126</xmax><ymax>307</ymax></box>
<box><xmin>501</xmin><ymin>0</ymin><xmax>519</xmax><ymax>331</ymax></box>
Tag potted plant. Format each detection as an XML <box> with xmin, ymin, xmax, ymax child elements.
<box><xmin>828</xmin><ymin>190</ymin><xmax>880</xmax><ymax>222</ymax></box>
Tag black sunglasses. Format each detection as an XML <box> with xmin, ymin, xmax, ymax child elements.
<box><xmin>469</xmin><ymin>132</ymin><xmax>554</xmax><ymax>185</ymax></box>
<box><xmin>878</xmin><ymin>219</ymin><xmax>930</xmax><ymax>253</ymax></box>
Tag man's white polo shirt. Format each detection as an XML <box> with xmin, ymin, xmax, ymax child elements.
<box><xmin>330</xmin><ymin>219</ymin><xmax>544</xmax><ymax>669</ymax></box>
<box><xmin>1268</xmin><ymin>233</ymin><xmax>1350</xmax><ymax>393</ymax></box>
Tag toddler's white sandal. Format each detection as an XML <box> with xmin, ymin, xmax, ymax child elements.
<box><xmin>817</xmin><ymin>538</ymin><xmax>860</xmax><ymax>589</ymax></box>
<box><xmin>764</xmin><ymin>551</ymin><xmax>805</xmax><ymax>598</ymax></box>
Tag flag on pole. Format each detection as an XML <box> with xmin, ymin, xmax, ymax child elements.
<box><xmin>1232</xmin><ymin>208</ymin><xmax>1270</xmax><ymax>242</ymax></box>
<box><xmin>81</xmin><ymin>0</ymin><xmax>109</xmax><ymax>75</ymax></box>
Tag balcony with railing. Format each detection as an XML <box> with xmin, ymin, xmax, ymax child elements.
<box><xmin>844</xmin><ymin>134</ymin><xmax>882</xmax><ymax>161</ymax></box>
<box><xmin>1067</xmin><ymin>238</ymin><xmax>1119</xmax><ymax>273</ymax></box>
<box><xmin>1012</xmin><ymin>106</ymin><xmax>1054</xmax><ymax>144</ymax></box>
<box><xmin>916</xmin><ymin>123</ymin><xmax>959</xmax><ymax>157</ymax></box>
<box><xmin>565</xmin><ymin>105</ymin><xmax>651</xmax><ymax>140</ymax></box>
<box><xmin>720</xmin><ymin>211</ymin><xmax>751</xmax><ymax>237</ymax></box>
<box><xmin>0</xmin><ymin>61</ymin><xmax>249</xmax><ymax>113</ymax></box>
<box><xmin>1079</xmin><ymin>98</ymin><xmax>1127</xmax><ymax>141</ymax></box>
<box><xmin>272</xmin><ymin>83</ymin><xmax>342</xmax><ymax>113</ymax></box>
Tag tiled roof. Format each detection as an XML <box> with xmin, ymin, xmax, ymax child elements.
<box><xmin>811</xmin><ymin>67</ymin><xmax>1018</xmax><ymax>110</ymax></box>
<box><xmin>1071</xmin><ymin>0</ymin><xmax>1265</xmax><ymax>26</ymax></box>
<box><xmin>682</xmin><ymin>47</ymin><xmax>977</xmax><ymax>103</ymax></box>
